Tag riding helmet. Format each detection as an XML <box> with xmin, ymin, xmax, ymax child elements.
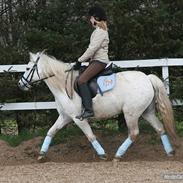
<box><xmin>88</xmin><ymin>6</ymin><xmax>107</xmax><ymax>21</ymax></box>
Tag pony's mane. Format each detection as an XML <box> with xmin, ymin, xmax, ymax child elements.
<box><xmin>39</xmin><ymin>53</ymin><xmax>76</xmax><ymax>94</ymax></box>
<box><xmin>40</xmin><ymin>54</ymin><xmax>68</xmax><ymax>76</ymax></box>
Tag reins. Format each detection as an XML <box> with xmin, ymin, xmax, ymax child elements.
<box><xmin>31</xmin><ymin>74</ymin><xmax>55</xmax><ymax>85</ymax></box>
<box><xmin>65</xmin><ymin>66</ymin><xmax>74</xmax><ymax>99</ymax></box>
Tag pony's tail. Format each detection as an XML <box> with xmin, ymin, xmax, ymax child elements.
<box><xmin>148</xmin><ymin>74</ymin><xmax>180</xmax><ymax>148</ymax></box>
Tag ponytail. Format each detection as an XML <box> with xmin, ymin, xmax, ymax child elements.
<box><xmin>96</xmin><ymin>21</ymin><xmax>108</xmax><ymax>31</ymax></box>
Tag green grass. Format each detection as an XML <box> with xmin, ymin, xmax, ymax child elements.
<box><xmin>0</xmin><ymin>125</ymin><xmax>85</xmax><ymax>147</ymax></box>
<box><xmin>0</xmin><ymin>119</ymin><xmax>183</xmax><ymax>147</ymax></box>
<box><xmin>0</xmin><ymin>129</ymin><xmax>45</xmax><ymax>147</ymax></box>
<box><xmin>176</xmin><ymin>121</ymin><xmax>183</xmax><ymax>137</ymax></box>
<box><xmin>52</xmin><ymin>124</ymin><xmax>84</xmax><ymax>145</ymax></box>
<box><xmin>0</xmin><ymin>121</ymin><xmax>121</xmax><ymax>147</ymax></box>
<box><xmin>139</xmin><ymin>119</ymin><xmax>157</xmax><ymax>134</ymax></box>
<box><xmin>53</xmin><ymin>121</ymin><xmax>122</xmax><ymax>145</ymax></box>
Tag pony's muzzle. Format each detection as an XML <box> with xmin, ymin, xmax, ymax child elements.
<box><xmin>18</xmin><ymin>80</ymin><xmax>31</xmax><ymax>91</ymax></box>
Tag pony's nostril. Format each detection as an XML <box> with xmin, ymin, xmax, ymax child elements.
<box><xmin>18</xmin><ymin>82</ymin><xmax>22</xmax><ymax>89</ymax></box>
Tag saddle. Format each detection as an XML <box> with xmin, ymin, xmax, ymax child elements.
<box><xmin>74</xmin><ymin>64</ymin><xmax>116</xmax><ymax>98</ymax></box>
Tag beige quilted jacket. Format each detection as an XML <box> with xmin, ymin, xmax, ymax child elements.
<box><xmin>78</xmin><ymin>27</ymin><xmax>109</xmax><ymax>64</ymax></box>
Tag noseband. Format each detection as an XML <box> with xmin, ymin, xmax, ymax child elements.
<box><xmin>21</xmin><ymin>55</ymin><xmax>55</xmax><ymax>89</ymax></box>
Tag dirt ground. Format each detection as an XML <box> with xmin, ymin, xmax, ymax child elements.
<box><xmin>0</xmin><ymin>132</ymin><xmax>183</xmax><ymax>183</ymax></box>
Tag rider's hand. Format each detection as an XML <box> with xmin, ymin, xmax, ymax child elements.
<box><xmin>73</xmin><ymin>61</ymin><xmax>81</xmax><ymax>70</ymax></box>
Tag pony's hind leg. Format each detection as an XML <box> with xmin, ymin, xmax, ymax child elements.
<box><xmin>142</xmin><ymin>101</ymin><xmax>174</xmax><ymax>156</ymax></box>
<box><xmin>38</xmin><ymin>113</ymin><xmax>71</xmax><ymax>162</ymax></box>
<box><xmin>114</xmin><ymin>115</ymin><xmax>139</xmax><ymax>159</ymax></box>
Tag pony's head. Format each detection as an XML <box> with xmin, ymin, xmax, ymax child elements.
<box><xmin>18</xmin><ymin>52</ymin><xmax>44</xmax><ymax>91</ymax></box>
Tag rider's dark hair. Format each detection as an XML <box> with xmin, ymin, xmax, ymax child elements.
<box><xmin>88</xmin><ymin>6</ymin><xmax>107</xmax><ymax>21</ymax></box>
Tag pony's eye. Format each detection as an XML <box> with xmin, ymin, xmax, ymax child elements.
<box><xmin>26</xmin><ymin>68</ymin><xmax>30</xmax><ymax>71</ymax></box>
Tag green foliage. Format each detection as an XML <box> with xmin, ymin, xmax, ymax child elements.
<box><xmin>176</xmin><ymin>122</ymin><xmax>183</xmax><ymax>137</ymax></box>
<box><xmin>109</xmin><ymin>0</ymin><xmax>183</xmax><ymax>60</ymax></box>
<box><xmin>170</xmin><ymin>67</ymin><xmax>183</xmax><ymax>100</ymax></box>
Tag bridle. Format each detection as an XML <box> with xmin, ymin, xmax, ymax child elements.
<box><xmin>20</xmin><ymin>54</ymin><xmax>55</xmax><ymax>89</ymax></box>
<box><xmin>20</xmin><ymin>51</ymin><xmax>75</xmax><ymax>99</ymax></box>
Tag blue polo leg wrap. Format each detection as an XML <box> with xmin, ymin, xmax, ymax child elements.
<box><xmin>91</xmin><ymin>139</ymin><xmax>105</xmax><ymax>155</ymax></box>
<box><xmin>40</xmin><ymin>136</ymin><xmax>52</xmax><ymax>153</ymax></box>
<box><xmin>115</xmin><ymin>137</ymin><xmax>133</xmax><ymax>157</ymax></box>
<box><xmin>160</xmin><ymin>134</ymin><xmax>173</xmax><ymax>154</ymax></box>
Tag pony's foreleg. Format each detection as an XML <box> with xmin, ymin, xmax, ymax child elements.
<box><xmin>39</xmin><ymin>114</ymin><xmax>71</xmax><ymax>155</ymax></box>
<box><xmin>115</xmin><ymin>116</ymin><xmax>139</xmax><ymax>159</ymax></box>
<box><xmin>73</xmin><ymin>118</ymin><xmax>107</xmax><ymax>160</ymax></box>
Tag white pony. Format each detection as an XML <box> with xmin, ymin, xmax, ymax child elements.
<box><xmin>18</xmin><ymin>52</ymin><xmax>179</xmax><ymax>161</ymax></box>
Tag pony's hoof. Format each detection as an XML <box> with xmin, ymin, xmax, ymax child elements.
<box><xmin>37</xmin><ymin>152</ymin><xmax>46</xmax><ymax>163</ymax></box>
<box><xmin>112</xmin><ymin>157</ymin><xmax>121</xmax><ymax>167</ymax></box>
<box><xmin>99</xmin><ymin>154</ymin><xmax>107</xmax><ymax>161</ymax></box>
<box><xmin>167</xmin><ymin>150</ymin><xmax>175</xmax><ymax>157</ymax></box>
<box><xmin>113</xmin><ymin>156</ymin><xmax>121</xmax><ymax>162</ymax></box>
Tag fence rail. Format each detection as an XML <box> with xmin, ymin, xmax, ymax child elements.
<box><xmin>0</xmin><ymin>58</ymin><xmax>183</xmax><ymax>110</ymax></box>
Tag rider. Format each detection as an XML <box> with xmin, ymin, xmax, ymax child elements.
<box><xmin>74</xmin><ymin>5</ymin><xmax>110</xmax><ymax>120</ymax></box>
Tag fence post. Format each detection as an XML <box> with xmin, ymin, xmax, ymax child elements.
<box><xmin>162</xmin><ymin>59</ymin><xmax>170</xmax><ymax>94</ymax></box>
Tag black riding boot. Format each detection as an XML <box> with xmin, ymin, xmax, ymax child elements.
<box><xmin>76</xmin><ymin>83</ymin><xmax>94</xmax><ymax>120</ymax></box>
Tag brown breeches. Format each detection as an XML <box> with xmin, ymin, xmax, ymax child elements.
<box><xmin>77</xmin><ymin>61</ymin><xmax>107</xmax><ymax>85</ymax></box>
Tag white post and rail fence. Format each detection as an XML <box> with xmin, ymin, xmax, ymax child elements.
<box><xmin>0</xmin><ymin>58</ymin><xmax>182</xmax><ymax>111</ymax></box>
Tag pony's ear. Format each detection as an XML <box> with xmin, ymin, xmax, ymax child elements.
<box><xmin>29</xmin><ymin>52</ymin><xmax>36</xmax><ymax>62</ymax></box>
